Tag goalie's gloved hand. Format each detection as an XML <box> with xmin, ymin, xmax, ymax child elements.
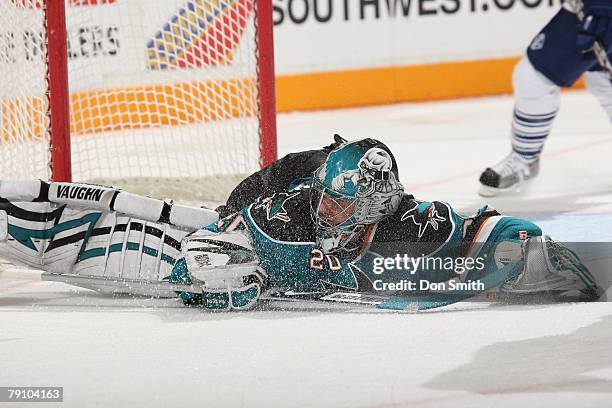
<box><xmin>173</xmin><ymin>230</ymin><xmax>268</xmax><ymax>311</ymax></box>
<box><xmin>577</xmin><ymin>0</ymin><xmax>612</xmax><ymax>52</ymax></box>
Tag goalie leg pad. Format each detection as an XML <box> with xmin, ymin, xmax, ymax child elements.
<box><xmin>0</xmin><ymin>180</ymin><xmax>218</xmax><ymax>230</ymax></box>
<box><xmin>501</xmin><ymin>236</ymin><xmax>601</xmax><ymax>300</ymax></box>
<box><xmin>0</xmin><ymin>201</ymin><xmax>85</xmax><ymax>272</ymax></box>
<box><xmin>0</xmin><ymin>199</ymin><xmax>189</xmax><ymax>288</ymax></box>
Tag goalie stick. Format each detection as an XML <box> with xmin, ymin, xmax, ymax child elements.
<box><xmin>264</xmin><ymin>262</ymin><xmax>518</xmax><ymax>311</ymax></box>
<box><xmin>1</xmin><ymin>261</ymin><xmax>517</xmax><ymax>312</ymax></box>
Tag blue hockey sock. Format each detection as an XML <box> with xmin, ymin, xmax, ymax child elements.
<box><xmin>510</xmin><ymin>107</ymin><xmax>558</xmax><ymax>163</ymax></box>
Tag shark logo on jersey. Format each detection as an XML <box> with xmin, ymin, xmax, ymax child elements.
<box><xmin>530</xmin><ymin>33</ymin><xmax>546</xmax><ymax>51</ymax></box>
<box><xmin>254</xmin><ymin>192</ymin><xmax>300</xmax><ymax>223</ymax></box>
<box><xmin>401</xmin><ymin>201</ymin><xmax>446</xmax><ymax>238</ymax></box>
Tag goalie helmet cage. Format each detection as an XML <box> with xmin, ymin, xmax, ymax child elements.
<box><xmin>0</xmin><ymin>0</ymin><xmax>277</xmax><ymax>203</ymax></box>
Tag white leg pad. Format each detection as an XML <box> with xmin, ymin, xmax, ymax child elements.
<box><xmin>0</xmin><ymin>201</ymin><xmax>189</xmax><ymax>282</ymax></box>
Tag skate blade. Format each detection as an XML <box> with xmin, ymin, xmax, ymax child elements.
<box><xmin>478</xmin><ymin>183</ymin><xmax>522</xmax><ymax>197</ymax></box>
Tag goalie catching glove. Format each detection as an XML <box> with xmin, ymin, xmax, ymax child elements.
<box><xmin>171</xmin><ymin>230</ymin><xmax>268</xmax><ymax>311</ymax></box>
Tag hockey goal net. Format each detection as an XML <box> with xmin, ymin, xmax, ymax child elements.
<box><xmin>0</xmin><ymin>0</ymin><xmax>276</xmax><ymax>203</ymax></box>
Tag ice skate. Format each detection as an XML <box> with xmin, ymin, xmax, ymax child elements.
<box><xmin>478</xmin><ymin>152</ymin><xmax>539</xmax><ymax>197</ymax></box>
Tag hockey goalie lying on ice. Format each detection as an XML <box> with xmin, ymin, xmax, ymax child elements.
<box><xmin>0</xmin><ymin>136</ymin><xmax>602</xmax><ymax>311</ymax></box>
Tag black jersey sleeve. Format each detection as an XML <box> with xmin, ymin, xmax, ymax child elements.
<box><xmin>216</xmin><ymin>136</ymin><xmax>344</xmax><ymax>218</ymax></box>
<box><xmin>247</xmin><ymin>189</ymin><xmax>316</xmax><ymax>243</ymax></box>
<box><xmin>369</xmin><ymin>196</ymin><xmax>460</xmax><ymax>257</ymax></box>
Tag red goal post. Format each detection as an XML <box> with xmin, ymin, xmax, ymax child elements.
<box><xmin>46</xmin><ymin>0</ymin><xmax>72</xmax><ymax>182</ymax></box>
<box><xmin>2</xmin><ymin>0</ymin><xmax>277</xmax><ymax>202</ymax></box>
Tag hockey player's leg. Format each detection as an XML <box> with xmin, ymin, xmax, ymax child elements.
<box><xmin>466</xmin><ymin>215</ymin><xmax>601</xmax><ymax>301</ymax></box>
<box><xmin>500</xmin><ymin>236</ymin><xmax>601</xmax><ymax>301</ymax></box>
<box><xmin>0</xmin><ymin>180</ymin><xmax>220</xmax><ymax>297</ymax></box>
<box><xmin>479</xmin><ymin>6</ymin><xmax>601</xmax><ymax>196</ymax></box>
<box><xmin>584</xmin><ymin>69</ymin><xmax>612</xmax><ymax>119</ymax></box>
<box><xmin>0</xmin><ymin>200</ymin><xmax>80</xmax><ymax>272</ymax></box>
<box><xmin>466</xmin><ymin>215</ymin><xmax>542</xmax><ymax>272</ymax></box>
<box><xmin>0</xmin><ymin>180</ymin><xmax>97</xmax><ymax>272</ymax></box>
<box><xmin>0</xmin><ymin>197</ymin><xmax>185</xmax><ymax>291</ymax></box>
<box><xmin>478</xmin><ymin>57</ymin><xmax>559</xmax><ymax>196</ymax></box>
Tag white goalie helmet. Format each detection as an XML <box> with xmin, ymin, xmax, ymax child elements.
<box><xmin>310</xmin><ymin>137</ymin><xmax>404</xmax><ymax>253</ymax></box>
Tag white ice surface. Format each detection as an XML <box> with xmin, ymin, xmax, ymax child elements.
<box><xmin>1</xmin><ymin>90</ymin><xmax>612</xmax><ymax>407</ymax></box>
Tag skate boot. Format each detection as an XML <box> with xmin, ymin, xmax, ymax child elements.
<box><xmin>500</xmin><ymin>236</ymin><xmax>602</xmax><ymax>301</ymax></box>
<box><xmin>478</xmin><ymin>152</ymin><xmax>539</xmax><ymax>197</ymax></box>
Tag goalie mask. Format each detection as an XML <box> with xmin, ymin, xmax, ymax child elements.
<box><xmin>310</xmin><ymin>138</ymin><xmax>404</xmax><ymax>253</ymax></box>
